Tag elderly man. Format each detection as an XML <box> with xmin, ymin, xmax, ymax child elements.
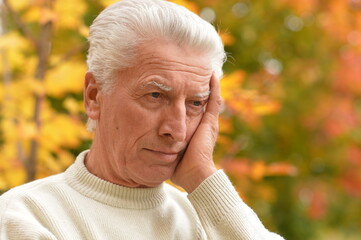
<box><xmin>0</xmin><ymin>0</ymin><xmax>284</xmax><ymax>239</ymax></box>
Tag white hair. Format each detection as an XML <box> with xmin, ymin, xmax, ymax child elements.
<box><xmin>86</xmin><ymin>0</ymin><xmax>226</xmax><ymax>131</ymax></box>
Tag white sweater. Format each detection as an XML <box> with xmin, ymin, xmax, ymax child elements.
<box><xmin>0</xmin><ymin>151</ymin><xmax>284</xmax><ymax>239</ymax></box>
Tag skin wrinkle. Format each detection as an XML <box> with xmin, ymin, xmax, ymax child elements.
<box><xmin>134</xmin><ymin>55</ymin><xmax>212</xmax><ymax>83</ymax></box>
<box><xmin>85</xmin><ymin>39</ymin><xmax>213</xmax><ymax>188</ymax></box>
<box><xmin>138</xmin><ymin>74</ymin><xmax>211</xmax><ymax>87</ymax></box>
<box><xmin>143</xmin><ymin>80</ymin><xmax>211</xmax><ymax>99</ymax></box>
<box><xmin>143</xmin><ymin>81</ymin><xmax>173</xmax><ymax>91</ymax></box>
<box><xmin>134</xmin><ymin>73</ymin><xmax>211</xmax><ymax>104</ymax></box>
<box><xmin>139</xmin><ymin>66</ymin><xmax>211</xmax><ymax>77</ymax></box>
<box><xmin>134</xmin><ymin>72</ymin><xmax>212</xmax><ymax>101</ymax></box>
<box><xmin>140</xmin><ymin>54</ymin><xmax>212</xmax><ymax>72</ymax></box>
<box><xmin>194</xmin><ymin>91</ymin><xmax>211</xmax><ymax>98</ymax></box>
<box><xmin>136</xmin><ymin>44</ymin><xmax>212</xmax><ymax>78</ymax></box>
<box><xmin>143</xmin><ymin>60</ymin><xmax>211</xmax><ymax>72</ymax></box>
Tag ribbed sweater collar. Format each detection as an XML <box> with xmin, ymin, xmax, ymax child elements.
<box><xmin>64</xmin><ymin>150</ymin><xmax>166</xmax><ymax>209</ymax></box>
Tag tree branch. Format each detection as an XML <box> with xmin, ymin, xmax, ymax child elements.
<box><xmin>25</xmin><ymin>0</ymin><xmax>54</xmax><ymax>182</ymax></box>
<box><xmin>2</xmin><ymin>0</ymin><xmax>38</xmax><ymax>48</ymax></box>
<box><xmin>52</xmin><ymin>43</ymin><xmax>88</xmax><ymax>67</ymax></box>
<box><xmin>0</xmin><ymin>3</ymin><xmax>26</xmax><ymax>169</ymax></box>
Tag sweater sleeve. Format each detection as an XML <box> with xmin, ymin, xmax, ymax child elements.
<box><xmin>187</xmin><ymin>170</ymin><xmax>284</xmax><ymax>240</ymax></box>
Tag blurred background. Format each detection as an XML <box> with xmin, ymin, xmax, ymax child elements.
<box><xmin>0</xmin><ymin>0</ymin><xmax>360</xmax><ymax>239</ymax></box>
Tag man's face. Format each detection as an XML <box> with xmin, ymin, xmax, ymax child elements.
<box><xmin>94</xmin><ymin>39</ymin><xmax>213</xmax><ymax>187</ymax></box>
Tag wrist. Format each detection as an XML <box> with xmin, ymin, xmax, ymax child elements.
<box><xmin>182</xmin><ymin>166</ymin><xmax>217</xmax><ymax>193</ymax></box>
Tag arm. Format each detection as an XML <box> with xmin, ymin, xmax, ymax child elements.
<box><xmin>171</xmin><ymin>74</ymin><xmax>284</xmax><ymax>239</ymax></box>
<box><xmin>188</xmin><ymin>170</ymin><xmax>284</xmax><ymax>239</ymax></box>
<box><xmin>170</xmin><ymin>73</ymin><xmax>220</xmax><ymax>193</ymax></box>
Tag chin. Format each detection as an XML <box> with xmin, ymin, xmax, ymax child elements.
<box><xmin>135</xmin><ymin>169</ymin><xmax>174</xmax><ymax>187</ymax></box>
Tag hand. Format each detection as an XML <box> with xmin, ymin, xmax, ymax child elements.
<box><xmin>171</xmin><ymin>73</ymin><xmax>222</xmax><ymax>193</ymax></box>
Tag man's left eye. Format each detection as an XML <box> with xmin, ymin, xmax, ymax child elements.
<box><xmin>192</xmin><ymin>101</ymin><xmax>202</xmax><ymax>107</ymax></box>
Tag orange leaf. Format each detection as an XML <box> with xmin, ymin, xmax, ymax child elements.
<box><xmin>266</xmin><ymin>162</ymin><xmax>298</xmax><ymax>177</ymax></box>
<box><xmin>251</xmin><ymin>161</ymin><xmax>267</xmax><ymax>181</ymax></box>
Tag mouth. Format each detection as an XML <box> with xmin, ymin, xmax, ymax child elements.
<box><xmin>144</xmin><ymin>148</ymin><xmax>182</xmax><ymax>163</ymax></box>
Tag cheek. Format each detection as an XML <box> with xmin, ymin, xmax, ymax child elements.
<box><xmin>112</xmin><ymin>102</ymin><xmax>159</xmax><ymax>136</ymax></box>
<box><xmin>186</xmin><ymin>114</ymin><xmax>203</xmax><ymax>140</ymax></box>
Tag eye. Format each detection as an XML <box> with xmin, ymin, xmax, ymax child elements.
<box><xmin>192</xmin><ymin>101</ymin><xmax>202</xmax><ymax>107</ymax></box>
<box><xmin>187</xmin><ymin>99</ymin><xmax>207</xmax><ymax>113</ymax></box>
<box><xmin>150</xmin><ymin>92</ymin><xmax>161</xmax><ymax>98</ymax></box>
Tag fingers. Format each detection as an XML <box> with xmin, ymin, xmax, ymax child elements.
<box><xmin>205</xmin><ymin>73</ymin><xmax>222</xmax><ymax>118</ymax></box>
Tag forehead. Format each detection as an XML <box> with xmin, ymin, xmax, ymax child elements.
<box><xmin>124</xmin><ymin>39</ymin><xmax>213</xmax><ymax>86</ymax></box>
<box><xmin>137</xmin><ymin>39</ymin><xmax>212</xmax><ymax>67</ymax></box>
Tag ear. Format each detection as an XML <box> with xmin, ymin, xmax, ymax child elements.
<box><xmin>84</xmin><ymin>72</ymin><xmax>101</xmax><ymax>120</ymax></box>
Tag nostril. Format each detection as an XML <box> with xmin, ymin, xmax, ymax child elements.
<box><xmin>159</xmin><ymin>108</ymin><xmax>187</xmax><ymax>141</ymax></box>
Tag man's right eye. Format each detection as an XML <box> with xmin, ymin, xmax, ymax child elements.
<box><xmin>150</xmin><ymin>92</ymin><xmax>161</xmax><ymax>98</ymax></box>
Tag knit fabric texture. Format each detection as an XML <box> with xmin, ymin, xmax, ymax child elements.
<box><xmin>0</xmin><ymin>150</ymin><xmax>284</xmax><ymax>240</ymax></box>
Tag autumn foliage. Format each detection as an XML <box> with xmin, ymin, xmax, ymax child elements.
<box><xmin>1</xmin><ymin>0</ymin><xmax>360</xmax><ymax>239</ymax></box>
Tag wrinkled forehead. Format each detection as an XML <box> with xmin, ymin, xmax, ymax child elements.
<box><xmin>134</xmin><ymin>39</ymin><xmax>213</xmax><ymax>74</ymax></box>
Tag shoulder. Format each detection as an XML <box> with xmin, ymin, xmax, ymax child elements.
<box><xmin>0</xmin><ymin>174</ymin><xmax>65</xmax><ymax>215</ymax></box>
<box><xmin>0</xmin><ymin>175</ymin><xmax>66</xmax><ymax>238</ymax></box>
<box><xmin>1</xmin><ymin>173</ymin><xmax>64</xmax><ymax>198</ymax></box>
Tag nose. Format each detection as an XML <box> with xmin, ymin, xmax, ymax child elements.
<box><xmin>158</xmin><ymin>103</ymin><xmax>187</xmax><ymax>142</ymax></box>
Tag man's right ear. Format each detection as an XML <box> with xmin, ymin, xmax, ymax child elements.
<box><xmin>84</xmin><ymin>72</ymin><xmax>101</xmax><ymax>120</ymax></box>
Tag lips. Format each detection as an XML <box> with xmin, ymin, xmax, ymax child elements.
<box><xmin>144</xmin><ymin>148</ymin><xmax>182</xmax><ymax>162</ymax></box>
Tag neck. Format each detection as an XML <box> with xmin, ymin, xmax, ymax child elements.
<box><xmin>84</xmin><ymin>142</ymin><xmax>145</xmax><ymax>188</ymax></box>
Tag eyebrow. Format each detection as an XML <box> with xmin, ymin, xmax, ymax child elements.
<box><xmin>144</xmin><ymin>81</ymin><xmax>172</xmax><ymax>91</ymax></box>
<box><xmin>143</xmin><ymin>80</ymin><xmax>210</xmax><ymax>98</ymax></box>
<box><xmin>193</xmin><ymin>91</ymin><xmax>211</xmax><ymax>98</ymax></box>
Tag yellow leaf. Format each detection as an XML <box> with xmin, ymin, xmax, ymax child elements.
<box><xmin>100</xmin><ymin>0</ymin><xmax>119</xmax><ymax>7</ymax></box>
<box><xmin>3</xmin><ymin>167</ymin><xmax>26</xmax><ymax>188</ymax></box>
<box><xmin>21</xmin><ymin>57</ymin><xmax>38</xmax><ymax>77</ymax></box>
<box><xmin>39</xmin><ymin>114</ymin><xmax>88</xmax><ymax>150</ymax></box>
<box><xmin>0</xmin><ymin>143</ymin><xmax>18</xmax><ymax>164</ymax></box>
<box><xmin>220</xmin><ymin>32</ymin><xmax>235</xmax><ymax>46</ymax></box>
<box><xmin>8</xmin><ymin>0</ymin><xmax>29</xmax><ymax>11</ymax></box>
<box><xmin>251</xmin><ymin>161</ymin><xmax>266</xmax><ymax>181</ymax></box>
<box><xmin>219</xmin><ymin>115</ymin><xmax>233</xmax><ymax>133</ymax></box>
<box><xmin>0</xmin><ymin>175</ymin><xmax>8</xmax><ymax>191</ymax></box>
<box><xmin>252</xmin><ymin>98</ymin><xmax>281</xmax><ymax>115</ymax></box>
<box><xmin>220</xmin><ymin>70</ymin><xmax>245</xmax><ymax>100</ymax></box>
<box><xmin>19</xmin><ymin>97</ymin><xmax>37</xmax><ymax>120</ymax></box>
<box><xmin>4</xmin><ymin>80</ymin><xmax>36</xmax><ymax>119</ymax></box>
<box><xmin>63</xmin><ymin>97</ymin><xmax>81</xmax><ymax>114</ymax></box>
<box><xmin>0</xmin><ymin>33</ymin><xmax>31</xmax><ymax>72</ymax></box>
<box><xmin>266</xmin><ymin>162</ymin><xmax>298</xmax><ymax>177</ymax></box>
<box><xmin>40</xmin><ymin>8</ymin><xmax>57</xmax><ymax>24</ymax></box>
<box><xmin>45</xmin><ymin>61</ymin><xmax>86</xmax><ymax>97</ymax></box>
<box><xmin>1</xmin><ymin>119</ymin><xmax>18</xmax><ymax>143</ymax></box>
<box><xmin>54</xmin><ymin>0</ymin><xmax>87</xmax><ymax>29</ymax></box>
<box><xmin>100</xmin><ymin>0</ymin><xmax>199</xmax><ymax>13</ymax></box>
<box><xmin>0</xmin><ymin>83</ymin><xmax>3</xmax><ymax>101</ymax></box>
<box><xmin>23</xmin><ymin>6</ymin><xmax>41</xmax><ymax>23</ymax></box>
<box><xmin>43</xmin><ymin>154</ymin><xmax>63</xmax><ymax>172</ymax></box>
<box><xmin>57</xmin><ymin>150</ymin><xmax>75</xmax><ymax>168</ymax></box>
<box><xmin>17</xmin><ymin>121</ymin><xmax>38</xmax><ymax>140</ymax></box>
<box><xmin>216</xmin><ymin>135</ymin><xmax>232</xmax><ymax>146</ymax></box>
<box><xmin>171</xmin><ymin>0</ymin><xmax>199</xmax><ymax>13</ymax></box>
<box><xmin>255</xmin><ymin>185</ymin><xmax>276</xmax><ymax>203</ymax></box>
<box><xmin>79</xmin><ymin>24</ymin><xmax>89</xmax><ymax>38</ymax></box>
<box><xmin>5</xmin><ymin>49</ymin><xmax>27</xmax><ymax>72</ymax></box>
<box><xmin>0</xmin><ymin>32</ymin><xmax>29</xmax><ymax>49</ymax></box>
